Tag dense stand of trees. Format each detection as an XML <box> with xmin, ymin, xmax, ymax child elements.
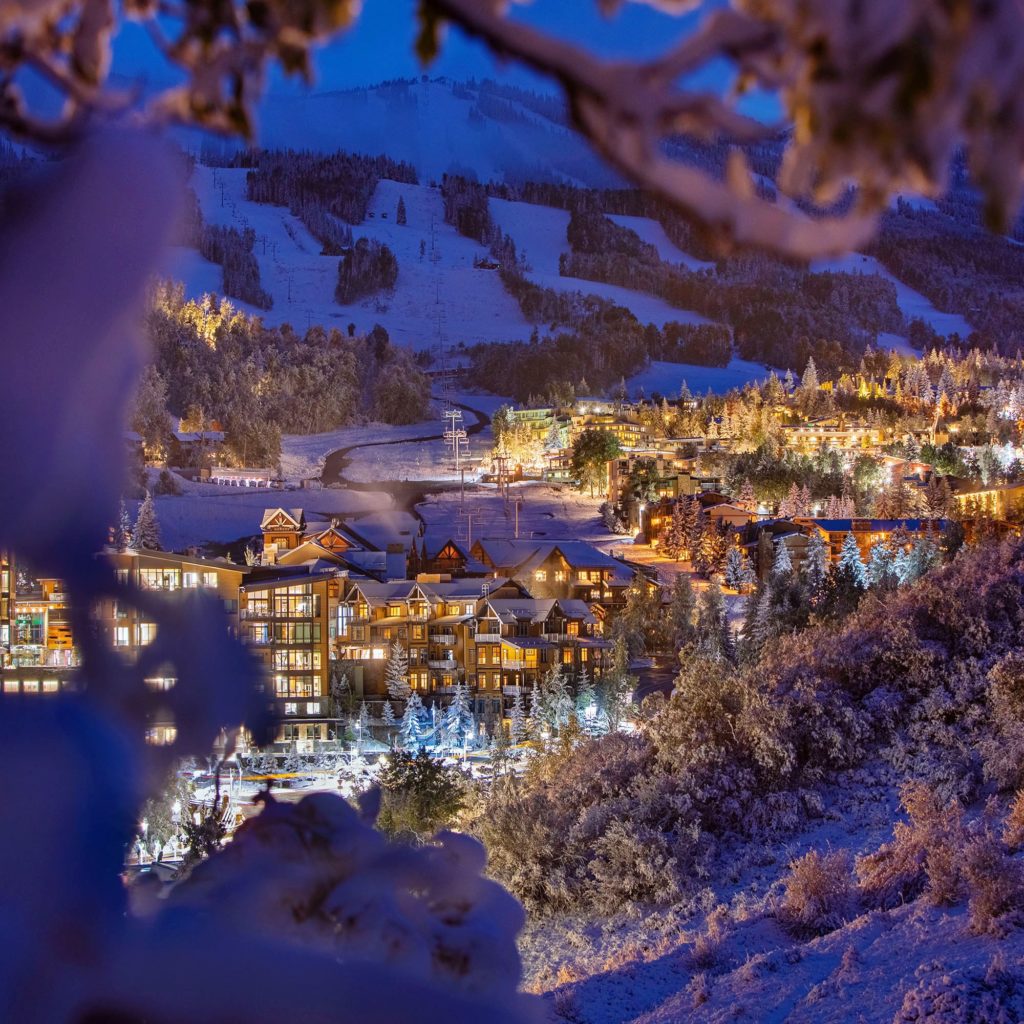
<box><xmin>242</xmin><ymin>149</ymin><xmax>418</xmax><ymax>224</ymax></box>
<box><xmin>144</xmin><ymin>282</ymin><xmax>431</xmax><ymax>467</ymax></box>
<box><xmin>335</xmin><ymin>237</ymin><xmax>399</xmax><ymax>303</ymax></box>
<box><xmin>869</xmin><ymin>202</ymin><xmax>1024</xmax><ymax>353</ymax></box>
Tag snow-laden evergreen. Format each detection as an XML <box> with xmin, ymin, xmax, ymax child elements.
<box><xmin>385</xmin><ymin>641</ymin><xmax>411</xmax><ymax>702</ymax></box>
<box><xmin>132</xmin><ymin>490</ymin><xmax>162</xmax><ymax>551</ymax></box>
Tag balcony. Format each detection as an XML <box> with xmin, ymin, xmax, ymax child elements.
<box><xmin>428</xmin><ymin>658</ymin><xmax>457</xmax><ymax>670</ymax></box>
<box><xmin>501</xmin><ymin>659</ymin><xmax>527</xmax><ymax>671</ymax></box>
<box><xmin>502</xmin><ymin>685</ymin><xmax>524</xmax><ymax>696</ymax></box>
<box><xmin>474</xmin><ymin>631</ymin><xmax>501</xmax><ymax>642</ymax></box>
<box><xmin>429</xmin><ymin>632</ymin><xmax>457</xmax><ymax>645</ymax></box>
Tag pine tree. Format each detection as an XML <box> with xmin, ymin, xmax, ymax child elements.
<box><xmin>738</xmin><ymin>479</ymin><xmax>756</xmax><ymax>513</ymax></box>
<box><xmin>396</xmin><ymin>195</ymin><xmax>407</xmax><ymax>225</ymax></box>
<box><xmin>695</xmin><ymin>578</ymin><xmax>729</xmax><ymax>661</ymax></box>
<box><xmin>866</xmin><ymin>541</ymin><xmax>897</xmax><ymax>589</ymax></box>
<box><xmin>837</xmin><ymin>531</ymin><xmax>867</xmax><ymax>588</ymax></box>
<box><xmin>743</xmin><ymin>586</ymin><xmax>774</xmax><ymax>662</ymax></box>
<box><xmin>803</xmin><ymin>529</ymin><xmax>830</xmax><ymax>599</ymax></box>
<box><xmin>384</xmin><ymin>640</ymin><xmax>411</xmax><ymax>701</ymax></box>
<box><xmin>666</xmin><ymin>573</ymin><xmax>697</xmax><ymax>650</ymax></box>
<box><xmin>574</xmin><ymin>666</ymin><xmax>596</xmax><ymax>720</ymax></box>
<box><xmin>772</xmin><ymin>539</ymin><xmax>793</xmax><ymax>577</ymax></box>
<box><xmin>528</xmin><ymin>680</ymin><xmax>541</xmax><ymax>734</ymax></box>
<box><xmin>399</xmin><ymin>692</ymin><xmax>425</xmax><ymax>750</ymax></box>
<box><xmin>132</xmin><ymin>491</ymin><xmax>162</xmax><ymax>551</ymax></box>
<box><xmin>442</xmin><ymin>682</ymin><xmax>474</xmax><ymax>751</ymax></box>
<box><xmin>356</xmin><ymin>701</ymin><xmax>370</xmax><ymax>752</ymax></box>
<box><xmin>723</xmin><ymin>545</ymin><xmax>748</xmax><ymax>590</ymax></box>
<box><xmin>540</xmin><ymin>663</ymin><xmax>573</xmax><ymax>734</ymax></box>
<box><xmin>382</xmin><ymin>700</ymin><xmax>396</xmax><ymax>728</ymax></box>
<box><xmin>116</xmin><ymin>498</ymin><xmax>132</xmax><ymax>551</ymax></box>
<box><xmin>509</xmin><ymin>688</ymin><xmax>527</xmax><ymax>744</ymax></box>
<box><xmin>802</xmin><ymin>356</ymin><xmax>819</xmax><ymax>392</ymax></box>
<box><xmin>778</xmin><ymin>481</ymin><xmax>800</xmax><ymax>519</ymax></box>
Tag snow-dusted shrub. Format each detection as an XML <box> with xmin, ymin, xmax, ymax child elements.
<box><xmin>895</xmin><ymin>958</ymin><xmax>1024</xmax><ymax>1023</ymax></box>
<box><xmin>856</xmin><ymin>782</ymin><xmax>966</xmax><ymax>909</ymax></box>
<box><xmin>1002</xmin><ymin>791</ymin><xmax>1024</xmax><ymax>851</ymax></box>
<box><xmin>962</xmin><ymin>830</ymin><xmax>1024</xmax><ymax>935</ymax></box>
<box><xmin>776</xmin><ymin>849</ymin><xmax>855</xmax><ymax>937</ymax></box>
<box><xmin>172</xmin><ymin>792</ymin><xmax>526</xmax><ymax>998</ymax></box>
<box><xmin>688</xmin><ymin>905</ymin><xmax>733</xmax><ymax>969</ymax></box>
<box><xmin>981</xmin><ymin>652</ymin><xmax>1024</xmax><ymax>792</ymax></box>
<box><xmin>588</xmin><ymin>819</ymin><xmax>681</xmax><ymax>911</ymax></box>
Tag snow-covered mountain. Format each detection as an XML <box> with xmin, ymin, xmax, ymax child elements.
<box><xmin>254</xmin><ymin>78</ymin><xmax>620</xmax><ymax>188</ymax></box>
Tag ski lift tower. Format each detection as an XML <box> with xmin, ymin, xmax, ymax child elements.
<box><xmin>443</xmin><ymin>406</ymin><xmax>468</xmax><ymax>473</ymax></box>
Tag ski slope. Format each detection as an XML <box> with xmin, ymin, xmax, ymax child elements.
<box><xmin>607</xmin><ymin>214</ymin><xmax>715</xmax><ymax>271</ymax></box>
<box><xmin>811</xmin><ymin>252</ymin><xmax>973</xmax><ymax>339</ymax></box>
<box><xmin>164</xmin><ymin>168</ymin><xmax>533</xmax><ymax>350</ymax></box>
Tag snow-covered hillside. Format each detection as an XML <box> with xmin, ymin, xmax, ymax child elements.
<box><xmin>257</xmin><ymin>78</ymin><xmax>619</xmax><ymax>188</ymax></box>
<box><xmin>163</xmin><ymin>167</ymin><xmax>531</xmax><ymax>350</ymax></box>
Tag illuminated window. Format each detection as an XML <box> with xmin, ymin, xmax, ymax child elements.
<box><xmin>42</xmin><ymin>679</ymin><xmax>59</xmax><ymax>693</ymax></box>
<box><xmin>137</xmin><ymin>622</ymin><xmax>157</xmax><ymax>646</ymax></box>
<box><xmin>371</xmin><ymin>648</ymin><xmax>386</xmax><ymax>660</ymax></box>
<box><xmin>3</xmin><ymin>680</ymin><xmax>18</xmax><ymax>694</ymax></box>
<box><xmin>284</xmin><ymin>703</ymin><xmax>298</xmax><ymax>715</ymax></box>
<box><xmin>202</xmin><ymin>572</ymin><xmax>218</xmax><ymax>588</ymax></box>
<box><xmin>535</xmin><ymin>570</ymin><xmax>547</xmax><ymax>582</ymax></box>
<box><xmin>306</xmin><ymin>702</ymin><xmax>321</xmax><ymax>716</ymax></box>
<box><xmin>22</xmin><ymin>679</ymin><xmax>39</xmax><ymax>693</ymax></box>
<box><xmin>114</xmin><ymin>626</ymin><xmax>130</xmax><ymax>648</ymax></box>
<box><xmin>145</xmin><ymin>725</ymin><xmax>177</xmax><ymax>746</ymax></box>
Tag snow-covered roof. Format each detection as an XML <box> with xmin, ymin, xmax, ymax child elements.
<box><xmin>260</xmin><ymin>508</ymin><xmax>304</xmax><ymax>529</ymax></box>
<box><xmin>485</xmin><ymin>598</ymin><xmax>557</xmax><ymax>624</ymax></box>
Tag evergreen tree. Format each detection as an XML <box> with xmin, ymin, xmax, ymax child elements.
<box><xmin>384</xmin><ymin>641</ymin><xmax>411</xmax><ymax>701</ymax></box>
<box><xmin>132</xmin><ymin>491</ymin><xmax>162</xmax><ymax>551</ymax></box>
<box><xmin>802</xmin><ymin>356</ymin><xmax>819</xmax><ymax>392</ymax></box>
<box><xmin>382</xmin><ymin>701</ymin><xmax>396</xmax><ymax>728</ymax></box>
<box><xmin>442</xmin><ymin>683</ymin><xmax>474</xmax><ymax>751</ymax></box>
<box><xmin>836</xmin><ymin>531</ymin><xmax>867</xmax><ymax>588</ymax></box>
<box><xmin>356</xmin><ymin>701</ymin><xmax>370</xmax><ymax>752</ymax></box>
<box><xmin>866</xmin><ymin>540</ymin><xmax>897</xmax><ymax>589</ymax></box>
<box><xmin>723</xmin><ymin>545</ymin><xmax>748</xmax><ymax>590</ymax></box>
<box><xmin>802</xmin><ymin>529</ymin><xmax>830</xmax><ymax>600</ymax></box>
<box><xmin>666</xmin><ymin>573</ymin><xmax>697</xmax><ymax>651</ymax></box>
<box><xmin>116</xmin><ymin>498</ymin><xmax>132</xmax><ymax>551</ymax></box>
<box><xmin>399</xmin><ymin>692</ymin><xmax>426</xmax><ymax>751</ymax></box>
<box><xmin>743</xmin><ymin>586</ymin><xmax>774</xmax><ymax>662</ymax></box>
<box><xmin>574</xmin><ymin>666</ymin><xmax>596</xmax><ymax>720</ymax></box>
<box><xmin>509</xmin><ymin>688</ymin><xmax>527</xmax><ymax>745</ymax></box>
<box><xmin>528</xmin><ymin>681</ymin><xmax>541</xmax><ymax>735</ymax></box>
<box><xmin>540</xmin><ymin>662</ymin><xmax>573</xmax><ymax>734</ymax></box>
<box><xmin>695</xmin><ymin>578</ymin><xmax>730</xmax><ymax>661</ymax></box>
<box><xmin>738</xmin><ymin>478</ymin><xmax>756</xmax><ymax>512</ymax></box>
<box><xmin>396</xmin><ymin>195</ymin><xmax>407</xmax><ymax>225</ymax></box>
<box><xmin>772</xmin><ymin>539</ymin><xmax>793</xmax><ymax>577</ymax></box>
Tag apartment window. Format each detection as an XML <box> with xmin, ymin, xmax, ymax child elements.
<box><xmin>139</xmin><ymin>568</ymin><xmax>180</xmax><ymax>591</ymax></box>
<box><xmin>22</xmin><ymin>679</ymin><xmax>39</xmax><ymax>693</ymax></box>
<box><xmin>580</xmin><ymin>648</ymin><xmax>588</xmax><ymax>662</ymax></box>
<box><xmin>115</xmin><ymin>568</ymin><xmax>129</xmax><ymax>585</ymax></box>
<box><xmin>535</xmin><ymin>570</ymin><xmax>547</xmax><ymax>582</ymax></box>
<box><xmin>306</xmin><ymin>702</ymin><xmax>321</xmax><ymax>716</ymax></box>
<box><xmin>371</xmin><ymin>648</ymin><xmax>386</xmax><ymax>660</ymax></box>
<box><xmin>250</xmin><ymin>624</ymin><xmax>270</xmax><ymax>645</ymax></box>
<box><xmin>412</xmin><ymin>625</ymin><xmax>424</xmax><ymax>640</ymax></box>
<box><xmin>183</xmin><ymin>572</ymin><xmax>199</xmax><ymax>589</ymax></box>
<box><xmin>465</xmin><ymin>604</ymin><xmax>473</xmax><ymax>615</ymax></box>
<box><xmin>137</xmin><ymin>623</ymin><xmax>157</xmax><ymax>646</ymax></box>
<box><xmin>554</xmin><ymin>570</ymin><xmax>566</xmax><ymax>582</ymax></box>
<box><xmin>42</xmin><ymin>679</ymin><xmax>59</xmax><ymax>693</ymax></box>
<box><xmin>562</xmin><ymin>648</ymin><xmax>573</xmax><ymax>664</ymax></box>
<box><xmin>284</xmin><ymin>703</ymin><xmax>298</xmax><ymax>715</ymax></box>
<box><xmin>386</xmin><ymin>604</ymin><xmax>401</xmax><ymax>617</ymax></box>
<box><xmin>202</xmin><ymin>572</ymin><xmax>218</xmax><ymax>588</ymax></box>
<box><xmin>567</xmin><ymin>622</ymin><xmax>579</xmax><ymax>636</ymax></box>
<box><xmin>114</xmin><ymin>626</ymin><xmax>130</xmax><ymax>648</ymax></box>
<box><xmin>145</xmin><ymin>725</ymin><xmax>177</xmax><ymax>746</ymax></box>
<box><xmin>3</xmin><ymin>680</ymin><xmax>18</xmax><ymax>694</ymax></box>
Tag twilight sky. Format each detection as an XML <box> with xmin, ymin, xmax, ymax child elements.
<box><xmin>110</xmin><ymin>0</ymin><xmax>778</xmax><ymax>120</ymax></box>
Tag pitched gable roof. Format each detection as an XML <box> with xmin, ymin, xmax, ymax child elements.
<box><xmin>260</xmin><ymin>508</ymin><xmax>305</xmax><ymax>531</ymax></box>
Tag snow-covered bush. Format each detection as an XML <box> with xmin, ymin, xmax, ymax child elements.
<box><xmin>776</xmin><ymin>849</ymin><xmax>855</xmax><ymax>937</ymax></box>
<box><xmin>856</xmin><ymin>782</ymin><xmax>966</xmax><ymax>909</ymax></box>
<box><xmin>962</xmin><ymin>829</ymin><xmax>1024</xmax><ymax>935</ymax></box>
<box><xmin>172</xmin><ymin>792</ymin><xmax>526</xmax><ymax>998</ymax></box>
<box><xmin>895</xmin><ymin>958</ymin><xmax>1024</xmax><ymax>1024</ymax></box>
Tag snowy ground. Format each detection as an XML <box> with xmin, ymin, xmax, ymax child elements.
<box><xmin>132</xmin><ymin>481</ymin><xmax>390</xmax><ymax>551</ymax></box>
<box><xmin>627</xmin><ymin>358</ymin><xmax>769</xmax><ymax>398</ymax></box>
<box><xmin>607</xmin><ymin>215</ymin><xmax>715</xmax><ymax>272</ymax></box>
<box><xmin>417</xmin><ymin>482</ymin><xmax>612</xmax><ymax>549</ymax></box>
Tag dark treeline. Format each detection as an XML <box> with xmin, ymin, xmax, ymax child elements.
<box><xmin>237</xmin><ymin>149</ymin><xmax>417</xmax><ymax>255</ymax></box>
<box><xmin>335</xmin><ymin>237</ymin><xmax>399</xmax><ymax>303</ymax></box>
<box><xmin>560</xmin><ymin>209</ymin><xmax>903</xmax><ymax>367</ymax></box>
<box><xmin>869</xmin><ymin>202</ymin><xmax>1024</xmax><ymax>354</ymax></box>
<box><xmin>451</xmin><ymin>77</ymin><xmax>568</xmax><ymax>127</ymax></box>
<box><xmin>441</xmin><ymin>174</ymin><xmax>522</xmax><ymax>271</ymax></box>
<box><xmin>146</xmin><ymin>282</ymin><xmax>432</xmax><ymax>467</ymax></box>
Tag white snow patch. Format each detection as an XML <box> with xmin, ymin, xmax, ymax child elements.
<box><xmin>628</xmin><ymin>358</ymin><xmax>769</xmax><ymax>398</ymax></box>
